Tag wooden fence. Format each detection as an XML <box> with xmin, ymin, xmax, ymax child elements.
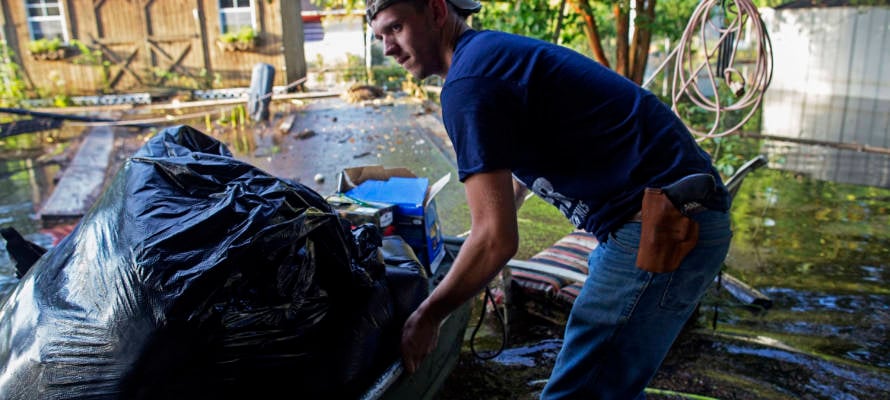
<box><xmin>0</xmin><ymin>0</ymin><xmax>307</xmax><ymax>96</ymax></box>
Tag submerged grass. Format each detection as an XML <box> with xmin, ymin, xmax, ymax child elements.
<box><xmin>515</xmin><ymin>196</ymin><xmax>574</xmax><ymax>260</ymax></box>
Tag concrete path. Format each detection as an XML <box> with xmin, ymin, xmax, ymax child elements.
<box><xmin>39</xmin><ymin>126</ymin><xmax>115</xmax><ymax>222</ymax></box>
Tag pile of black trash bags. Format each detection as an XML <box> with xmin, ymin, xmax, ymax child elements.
<box><xmin>0</xmin><ymin>125</ymin><xmax>428</xmax><ymax>399</ymax></box>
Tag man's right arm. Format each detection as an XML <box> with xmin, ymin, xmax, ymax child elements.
<box><xmin>399</xmin><ymin>169</ymin><xmax>519</xmax><ymax>373</ymax></box>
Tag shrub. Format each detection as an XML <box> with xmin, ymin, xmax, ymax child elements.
<box><xmin>28</xmin><ymin>38</ymin><xmax>62</xmax><ymax>54</ymax></box>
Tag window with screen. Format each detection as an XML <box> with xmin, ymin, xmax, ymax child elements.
<box><xmin>25</xmin><ymin>0</ymin><xmax>67</xmax><ymax>41</ymax></box>
<box><xmin>219</xmin><ymin>0</ymin><xmax>255</xmax><ymax>33</ymax></box>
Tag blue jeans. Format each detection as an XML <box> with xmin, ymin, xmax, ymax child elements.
<box><xmin>540</xmin><ymin>210</ymin><xmax>732</xmax><ymax>399</ymax></box>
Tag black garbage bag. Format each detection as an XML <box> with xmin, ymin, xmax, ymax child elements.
<box><xmin>0</xmin><ymin>125</ymin><xmax>423</xmax><ymax>399</ymax></box>
<box><xmin>381</xmin><ymin>235</ymin><xmax>430</xmax><ymax>327</ymax></box>
<box><xmin>377</xmin><ymin>236</ymin><xmax>430</xmax><ymax>363</ymax></box>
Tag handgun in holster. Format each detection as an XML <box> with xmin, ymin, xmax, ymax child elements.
<box><xmin>636</xmin><ymin>174</ymin><xmax>716</xmax><ymax>273</ymax></box>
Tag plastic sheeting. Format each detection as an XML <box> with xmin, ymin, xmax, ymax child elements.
<box><xmin>0</xmin><ymin>125</ymin><xmax>428</xmax><ymax>399</ymax></box>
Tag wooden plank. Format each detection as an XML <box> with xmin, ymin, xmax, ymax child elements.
<box><xmin>142</xmin><ymin>90</ymin><xmax>340</xmax><ymax>110</ymax></box>
<box><xmin>277</xmin><ymin>113</ymin><xmax>297</xmax><ymax>135</ymax></box>
<box><xmin>39</xmin><ymin>126</ymin><xmax>115</xmax><ymax>221</ymax></box>
<box><xmin>718</xmin><ymin>271</ymin><xmax>774</xmax><ymax>310</ymax></box>
<box><xmin>0</xmin><ymin>118</ymin><xmax>64</xmax><ymax>138</ymax></box>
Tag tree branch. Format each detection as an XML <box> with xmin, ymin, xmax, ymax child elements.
<box><xmin>630</xmin><ymin>0</ymin><xmax>656</xmax><ymax>84</ymax></box>
<box><xmin>571</xmin><ymin>0</ymin><xmax>610</xmax><ymax>69</ymax></box>
<box><xmin>614</xmin><ymin>2</ymin><xmax>630</xmax><ymax>77</ymax></box>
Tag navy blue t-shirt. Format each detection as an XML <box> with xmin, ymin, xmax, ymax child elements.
<box><xmin>441</xmin><ymin>30</ymin><xmax>728</xmax><ymax>241</ymax></box>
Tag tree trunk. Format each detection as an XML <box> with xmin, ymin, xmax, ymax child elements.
<box><xmin>629</xmin><ymin>0</ymin><xmax>656</xmax><ymax>84</ymax></box>
<box><xmin>614</xmin><ymin>2</ymin><xmax>630</xmax><ymax>78</ymax></box>
<box><xmin>552</xmin><ymin>0</ymin><xmax>568</xmax><ymax>44</ymax></box>
<box><xmin>572</xmin><ymin>0</ymin><xmax>610</xmax><ymax>69</ymax></box>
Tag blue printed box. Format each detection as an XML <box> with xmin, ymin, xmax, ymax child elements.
<box><xmin>337</xmin><ymin>165</ymin><xmax>450</xmax><ymax>274</ymax></box>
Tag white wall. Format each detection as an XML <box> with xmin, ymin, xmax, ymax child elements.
<box><xmin>761</xmin><ymin>7</ymin><xmax>890</xmax><ymax>145</ymax></box>
<box><xmin>760</xmin><ymin>6</ymin><xmax>890</xmax><ymax>188</ymax></box>
<box><xmin>304</xmin><ymin>15</ymin><xmax>365</xmax><ymax>67</ymax></box>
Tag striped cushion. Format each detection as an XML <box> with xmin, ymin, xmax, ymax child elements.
<box><xmin>511</xmin><ymin>231</ymin><xmax>597</xmax><ymax>307</ymax></box>
<box><xmin>40</xmin><ymin>224</ymin><xmax>76</xmax><ymax>246</ymax></box>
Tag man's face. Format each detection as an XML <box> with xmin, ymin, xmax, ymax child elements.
<box><xmin>371</xmin><ymin>1</ymin><xmax>444</xmax><ymax>79</ymax></box>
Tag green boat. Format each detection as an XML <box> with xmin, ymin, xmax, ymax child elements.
<box><xmin>361</xmin><ymin>238</ymin><xmax>472</xmax><ymax>400</ymax></box>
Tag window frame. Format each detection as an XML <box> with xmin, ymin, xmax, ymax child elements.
<box><xmin>218</xmin><ymin>0</ymin><xmax>257</xmax><ymax>34</ymax></box>
<box><xmin>24</xmin><ymin>0</ymin><xmax>70</xmax><ymax>42</ymax></box>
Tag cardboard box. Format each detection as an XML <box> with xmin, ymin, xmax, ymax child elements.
<box><xmin>337</xmin><ymin>165</ymin><xmax>450</xmax><ymax>273</ymax></box>
<box><xmin>325</xmin><ymin>194</ymin><xmax>396</xmax><ymax>235</ymax></box>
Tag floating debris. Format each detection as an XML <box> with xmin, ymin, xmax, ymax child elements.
<box><xmin>336</xmin><ymin>133</ymin><xmax>353</xmax><ymax>143</ymax></box>
<box><xmin>295</xmin><ymin>129</ymin><xmax>316</xmax><ymax>140</ymax></box>
<box><xmin>277</xmin><ymin>114</ymin><xmax>297</xmax><ymax>135</ymax></box>
<box><xmin>342</xmin><ymin>84</ymin><xmax>385</xmax><ymax>103</ymax></box>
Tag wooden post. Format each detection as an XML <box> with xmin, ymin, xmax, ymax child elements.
<box><xmin>142</xmin><ymin>0</ymin><xmax>155</xmax><ymax>72</ymax></box>
<box><xmin>279</xmin><ymin>0</ymin><xmax>306</xmax><ymax>90</ymax></box>
<box><xmin>193</xmin><ymin>0</ymin><xmax>211</xmax><ymax>80</ymax></box>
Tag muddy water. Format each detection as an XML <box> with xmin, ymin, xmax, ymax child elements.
<box><xmin>1</xmin><ymin>98</ymin><xmax>889</xmax><ymax>398</ymax></box>
<box><xmin>0</xmin><ymin>127</ymin><xmax>76</xmax><ymax>297</ymax></box>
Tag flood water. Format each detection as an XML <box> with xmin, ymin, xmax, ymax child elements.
<box><xmin>722</xmin><ymin>169</ymin><xmax>890</xmax><ymax>368</ymax></box>
<box><xmin>1</xmin><ymin>98</ymin><xmax>889</xmax><ymax>398</ymax></box>
<box><xmin>683</xmin><ymin>167</ymin><xmax>890</xmax><ymax>398</ymax></box>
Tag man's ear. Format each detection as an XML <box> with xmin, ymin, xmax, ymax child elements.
<box><xmin>429</xmin><ymin>0</ymin><xmax>449</xmax><ymax>26</ymax></box>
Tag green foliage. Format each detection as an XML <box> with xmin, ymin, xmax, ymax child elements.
<box><xmin>69</xmin><ymin>39</ymin><xmax>104</xmax><ymax>66</ymax></box>
<box><xmin>65</xmin><ymin>40</ymin><xmax>112</xmax><ymax>91</ymax></box>
<box><xmin>515</xmin><ymin>195</ymin><xmax>574</xmax><ymax>260</ymax></box>
<box><xmin>341</xmin><ymin>53</ymin><xmax>367</xmax><ymax>83</ymax></box>
<box><xmin>311</xmin><ymin>0</ymin><xmax>364</xmax><ymax>14</ymax></box>
<box><xmin>0</xmin><ymin>44</ymin><xmax>28</xmax><ymax>107</ymax></box>
<box><xmin>236</xmin><ymin>26</ymin><xmax>258</xmax><ymax>42</ymax></box>
<box><xmin>371</xmin><ymin>65</ymin><xmax>408</xmax><ymax>88</ymax></box>
<box><xmin>471</xmin><ymin>0</ymin><xmax>591</xmax><ymax>57</ymax></box>
<box><xmin>220</xmin><ymin>32</ymin><xmax>238</xmax><ymax>43</ymax></box>
<box><xmin>329</xmin><ymin>52</ymin><xmax>413</xmax><ymax>91</ymax></box>
<box><xmin>52</xmin><ymin>93</ymin><xmax>73</xmax><ymax>107</ymax></box>
<box><xmin>28</xmin><ymin>38</ymin><xmax>63</xmax><ymax>54</ymax></box>
<box><xmin>198</xmin><ymin>68</ymin><xmax>221</xmax><ymax>89</ymax></box>
<box><xmin>474</xmin><ymin>0</ymin><xmax>562</xmax><ymax>41</ymax></box>
<box><xmin>30</xmin><ymin>70</ymin><xmax>73</xmax><ymax>108</ymax></box>
<box><xmin>471</xmin><ymin>0</ymin><xmax>704</xmax><ymax>65</ymax></box>
<box><xmin>370</xmin><ymin>41</ymin><xmax>385</xmax><ymax>65</ymax></box>
<box><xmin>400</xmin><ymin>73</ymin><xmax>426</xmax><ymax>98</ymax></box>
<box><xmin>221</xmin><ymin>26</ymin><xmax>257</xmax><ymax>43</ymax></box>
<box><xmin>665</xmin><ymin>81</ymin><xmax>766</xmax><ymax>178</ymax></box>
<box><xmin>703</xmin><ymin>135</ymin><xmax>762</xmax><ymax>179</ymax></box>
<box><xmin>311</xmin><ymin>53</ymin><xmax>325</xmax><ymax>69</ymax></box>
<box><xmin>652</xmin><ymin>0</ymin><xmax>703</xmax><ymax>42</ymax></box>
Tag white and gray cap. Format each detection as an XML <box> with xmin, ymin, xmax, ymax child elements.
<box><xmin>366</xmin><ymin>0</ymin><xmax>482</xmax><ymax>21</ymax></box>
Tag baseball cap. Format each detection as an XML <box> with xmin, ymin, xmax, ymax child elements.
<box><xmin>366</xmin><ymin>0</ymin><xmax>482</xmax><ymax>21</ymax></box>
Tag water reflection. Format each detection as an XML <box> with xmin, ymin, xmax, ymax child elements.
<box><xmin>711</xmin><ymin>167</ymin><xmax>890</xmax><ymax>380</ymax></box>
